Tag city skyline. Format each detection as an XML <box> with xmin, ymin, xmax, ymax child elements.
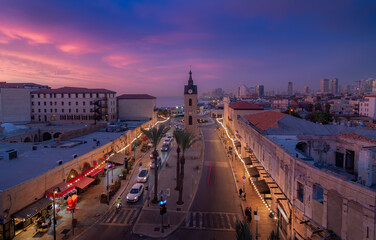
<box><xmin>0</xmin><ymin>1</ymin><xmax>375</xmax><ymax>96</ymax></box>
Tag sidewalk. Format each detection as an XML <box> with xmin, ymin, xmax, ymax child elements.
<box><xmin>132</xmin><ymin>129</ymin><xmax>205</xmax><ymax>238</ymax></box>
<box><xmin>216</xmin><ymin>127</ymin><xmax>275</xmax><ymax>240</ymax></box>
<box><xmin>14</xmin><ymin>144</ymin><xmax>147</xmax><ymax>240</ymax></box>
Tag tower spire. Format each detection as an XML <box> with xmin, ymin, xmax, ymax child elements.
<box><xmin>188</xmin><ymin>69</ymin><xmax>193</xmax><ymax>86</ymax></box>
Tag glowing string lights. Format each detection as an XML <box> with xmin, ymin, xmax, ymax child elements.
<box><xmin>216</xmin><ymin>118</ymin><xmax>273</xmax><ymax>214</ymax></box>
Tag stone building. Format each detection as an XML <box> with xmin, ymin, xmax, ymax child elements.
<box><xmin>31</xmin><ymin>87</ymin><xmax>117</xmax><ymax>125</ymax></box>
<box><xmin>184</xmin><ymin>70</ymin><xmax>198</xmax><ymax>136</ymax></box>
<box><xmin>233</xmin><ymin>110</ymin><xmax>376</xmax><ymax>239</ymax></box>
<box><xmin>117</xmin><ymin>94</ymin><xmax>156</xmax><ymax>121</ymax></box>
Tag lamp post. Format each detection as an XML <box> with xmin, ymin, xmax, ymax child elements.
<box><xmin>53</xmin><ymin>190</ymin><xmax>57</xmax><ymax>240</ymax></box>
<box><xmin>269</xmin><ymin>211</ymin><xmax>279</xmax><ymax>237</ymax></box>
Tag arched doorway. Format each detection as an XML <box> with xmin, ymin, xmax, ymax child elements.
<box><xmin>82</xmin><ymin>162</ymin><xmax>91</xmax><ymax>172</ymax></box>
<box><xmin>42</xmin><ymin>132</ymin><xmax>52</xmax><ymax>141</ymax></box>
<box><xmin>67</xmin><ymin>169</ymin><xmax>79</xmax><ymax>181</ymax></box>
<box><xmin>53</xmin><ymin>132</ymin><xmax>62</xmax><ymax>138</ymax></box>
<box><xmin>24</xmin><ymin>137</ymin><xmax>31</xmax><ymax>142</ymax></box>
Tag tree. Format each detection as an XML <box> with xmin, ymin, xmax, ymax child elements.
<box><xmin>283</xmin><ymin>109</ymin><xmax>301</xmax><ymax>119</ymax></box>
<box><xmin>305</xmin><ymin>103</ymin><xmax>314</xmax><ymax>112</ymax></box>
<box><xmin>309</xmin><ymin>112</ymin><xmax>333</xmax><ymax>124</ymax></box>
<box><xmin>141</xmin><ymin>125</ymin><xmax>170</xmax><ymax>202</ymax></box>
<box><xmin>314</xmin><ymin>102</ymin><xmax>322</xmax><ymax>112</ymax></box>
<box><xmin>325</xmin><ymin>103</ymin><xmax>331</xmax><ymax>113</ymax></box>
<box><xmin>177</xmin><ymin>131</ymin><xmax>197</xmax><ymax>205</ymax></box>
<box><xmin>173</xmin><ymin>128</ymin><xmax>184</xmax><ymax>190</ymax></box>
<box><xmin>236</xmin><ymin>220</ymin><xmax>252</xmax><ymax>240</ymax></box>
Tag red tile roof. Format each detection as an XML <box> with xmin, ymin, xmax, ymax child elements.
<box><xmin>229</xmin><ymin>101</ymin><xmax>264</xmax><ymax>110</ymax></box>
<box><xmin>244</xmin><ymin>111</ymin><xmax>286</xmax><ymax>131</ymax></box>
<box><xmin>117</xmin><ymin>94</ymin><xmax>156</xmax><ymax>99</ymax></box>
<box><xmin>32</xmin><ymin>87</ymin><xmax>115</xmax><ymax>94</ymax></box>
<box><xmin>337</xmin><ymin>133</ymin><xmax>376</xmax><ymax>144</ymax></box>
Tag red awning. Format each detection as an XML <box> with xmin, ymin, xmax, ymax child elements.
<box><xmin>82</xmin><ymin>167</ymin><xmax>103</xmax><ymax>178</ymax></box>
<box><xmin>67</xmin><ymin>175</ymin><xmax>95</xmax><ymax>189</ymax></box>
<box><xmin>46</xmin><ymin>182</ymin><xmax>75</xmax><ymax>198</ymax></box>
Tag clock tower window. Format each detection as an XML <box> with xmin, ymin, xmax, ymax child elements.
<box><xmin>189</xmin><ymin>116</ymin><xmax>192</xmax><ymax>125</ymax></box>
<box><xmin>189</xmin><ymin>98</ymin><xmax>192</xmax><ymax>106</ymax></box>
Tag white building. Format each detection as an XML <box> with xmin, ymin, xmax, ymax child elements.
<box><xmin>359</xmin><ymin>96</ymin><xmax>376</xmax><ymax>120</ymax></box>
<box><xmin>330</xmin><ymin>78</ymin><xmax>339</xmax><ymax>95</ymax></box>
<box><xmin>235</xmin><ymin>85</ymin><xmax>248</xmax><ymax>98</ymax></box>
<box><xmin>117</xmin><ymin>94</ymin><xmax>156</xmax><ymax>121</ymax></box>
<box><xmin>31</xmin><ymin>87</ymin><xmax>117</xmax><ymax>125</ymax></box>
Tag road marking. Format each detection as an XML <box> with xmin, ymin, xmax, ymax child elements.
<box><xmin>199</xmin><ymin>212</ymin><xmax>203</xmax><ymax>228</ymax></box>
<box><xmin>192</xmin><ymin>212</ymin><xmax>196</xmax><ymax>227</ymax></box>
<box><xmin>207</xmin><ymin>159</ymin><xmax>212</xmax><ymax>184</ymax></box>
<box><xmin>204</xmin><ymin>140</ymin><xmax>220</xmax><ymax>143</ymax></box>
<box><xmin>185</xmin><ymin>212</ymin><xmax>191</xmax><ymax>227</ymax></box>
<box><xmin>214</xmin><ymin>161</ymin><xmax>217</xmax><ymax>184</ymax></box>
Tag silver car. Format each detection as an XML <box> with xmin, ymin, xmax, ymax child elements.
<box><xmin>137</xmin><ymin>169</ymin><xmax>149</xmax><ymax>183</ymax></box>
<box><xmin>126</xmin><ymin>183</ymin><xmax>144</xmax><ymax>202</ymax></box>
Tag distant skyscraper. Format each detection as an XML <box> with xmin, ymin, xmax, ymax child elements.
<box><xmin>287</xmin><ymin>82</ymin><xmax>293</xmax><ymax>96</ymax></box>
<box><xmin>330</xmin><ymin>78</ymin><xmax>339</xmax><ymax>95</ymax></box>
<box><xmin>373</xmin><ymin>81</ymin><xmax>376</xmax><ymax>93</ymax></box>
<box><xmin>320</xmin><ymin>78</ymin><xmax>329</xmax><ymax>93</ymax></box>
<box><xmin>365</xmin><ymin>78</ymin><xmax>374</xmax><ymax>93</ymax></box>
<box><xmin>255</xmin><ymin>85</ymin><xmax>264</xmax><ymax>97</ymax></box>
<box><xmin>303</xmin><ymin>86</ymin><xmax>310</xmax><ymax>94</ymax></box>
<box><xmin>235</xmin><ymin>84</ymin><xmax>248</xmax><ymax>98</ymax></box>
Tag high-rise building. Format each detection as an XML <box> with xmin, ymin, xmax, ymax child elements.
<box><xmin>255</xmin><ymin>85</ymin><xmax>264</xmax><ymax>97</ymax></box>
<box><xmin>320</xmin><ymin>78</ymin><xmax>329</xmax><ymax>93</ymax></box>
<box><xmin>373</xmin><ymin>81</ymin><xmax>376</xmax><ymax>94</ymax></box>
<box><xmin>365</xmin><ymin>78</ymin><xmax>375</xmax><ymax>93</ymax></box>
<box><xmin>287</xmin><ymin>82</ymin><xmax>293</xmax><ymax>96</ymax></box>
<box><xmin>330</xmin><ymin>78</ymin><xmax>339</xmax><ymax>95</ymax></box>
<box><xmin>235</xmin><ymin>84</ymin><xmax>248</xmax><ymax>98</ymax></box>
<box><xmin>303</xmin><ymin>86</ymin><xmax>310</xmax><ymax>94</ymax></box>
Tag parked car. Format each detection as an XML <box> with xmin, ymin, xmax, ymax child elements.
<box><xmin>137</xmin><ymin>169</ymin><xmax>149</xmax><ymax>183</ymax></box>
<box><xmin>150</xmin><ymin>157</ymin><xmax>161</xmax><ymax>169</ymax></box>
<box><xmin>126</xmin><ymin>183</ymin><xmax>144</xmax><ymax>202</ymax></box>
<box><xmin>161</xmin><ymin>144</ymin><xmax>169</xmax><ymax>152</ymax></box>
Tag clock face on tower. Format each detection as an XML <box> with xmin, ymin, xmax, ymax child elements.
<box><xmin>188</xmin><ymin>89</ymin><xmax>193</xmax><ymax>94</ymax></box>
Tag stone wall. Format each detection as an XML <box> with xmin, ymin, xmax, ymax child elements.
<box><xmin>237</xmin><ymin>118</ymin><xmax>376</xmax><ymax>240</ymax></box>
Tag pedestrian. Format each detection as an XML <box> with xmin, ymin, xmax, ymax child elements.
<box><xmin>242</xmin><ymin>192</ymin><xmax>246</xmax><ymax>200</ymax></box>
<box><xmin>239</xmin><ymin>188</ymin><xmax>243</xmax><ymax>197</ymax></box>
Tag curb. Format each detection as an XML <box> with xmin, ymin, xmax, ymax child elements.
<box><xmin>132</xmin><ymin>127</ymin><xmax>206</xmax><ymax>238</ymax></box>
<box><xmin>73</xmin><ymin>148</ymin><xmax>147</xmax><ymax>240</ymax></box>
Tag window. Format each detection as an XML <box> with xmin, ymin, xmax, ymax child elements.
<box><xmin>83</xmin><ymin>109</ymin><xmax>86</xmax><ymax>113</ymax></box>
<box><xmin>38</xmin><ymin>94</ymin><xmax>40</xmax><ymax>98</ymax></box>
<box><xmin>76</xmin><ymin>109</ymin><xmax>79</xmax><ymax>113</ymax></box>
<box><xmin>335</xmin><ymin>152</ymin><xmax>344</xmax><ymax>168</ymax></box>
<box><xmin>189</xmin><ymin>98</ymin><xmax>192</xmax><ymax>106</ymax></box>
<box><xmin>38</xmin><ymin>102</ymin><xmax>40</xmax><ymax>106</ymax></box>
<box><xmin>62</xmin><ymin>109</ymin><xmax>64</xmax><ymax>113</ymax></box>
<box><xmin>50</xmin><ymin>109</ymin><xmax>53</xmax><ymax>113</ymax></box>
<box><xmin>32</xmin><ymin>95</ymin><xmax>34</xmax><ymax>98</ymax></box>
<box><xmin>43</xmin><ymin>94</ymin><xmax>46</xmax><ymax>98</ymax></box>
<box><xmin>83</xmin><ymin>101</ymin><xmax>85</xmax><ymax>106</ymax></box>
<box><xmin>90</xmin><ymin>93</ymin><xmax>92</xmax><ymax>98</ymax></box>
<box><xmin>313</xmin><ymin>184</ymin><xmax>323</xmax><ymax>203</ymax></box>
<box><xmin>55</xmin><ymin>109</ymin><xmax>57</xmax><ymax>113</ymax></box>
<box><xmin>297</xmin><ymin>182</ymin><xmax>304</xmax><ymax>202</ymax></box>
<box><xmin>189</xmin><ymin>116</ymin><xmax>192</xmax><ymax>125</ymax></box>
<box><xmin>32</xmin><ymin>102</ymin><xmax>34</xmax><ymax>106</ymax></box>
<box><xmin>62</xmin><ymin>101</ymin><xmax>64</xmax><ymax>106</ymax></box>
<box><xmin>83</xmin><ymin>93</ymin><xmax>86</xmax><ymax>98</ymax></box>
<box><xmin>76</xmin><ymin>102</ymin><xmax>78</xmax><ymax>106</ymax></box>
<box><xmin>62</xmin><ymin>94</ymin><xmax>64</xmax><ymax>98</ymax></box>
<box><xmin>44</xmin><ymin>109</ymin><xmax>47</xmax><ymax>113</ymax></box>
<box><xmin>96</xmin><ymin>93</ymin><xmax>99</xmax><ymax>98</ymax></box>
<box><xmin>69</xmin><ymin>109</ymin><xmax>71</xmax><ymax>113</ymax></box>
<box><xmin>44</xmin><ymin>102</ymin><xmax>46</xmax><ymax>106</ymax></box>
<box><xmin>76</xmin><ymin>93</ymin><xmax>78</xmax><ymax>98</ymax></box>
<box><xmin>68</xmin><ymin>102</ymin><xmax>71</xmax><ymax>106</ymax></box>
<box><xmin>68</xmin><ymin>93</ymin><xmax>71</xmax><ymax>98</ymax></box>
<box><xmin>38</xmin><ymin>109</ymin><xmax>41</xmax><ymax>113</ymax></box>
<box><xmin>54</xmin><ymin>102</ymin><xmax>57</xmax><ymax>106</ymax></box>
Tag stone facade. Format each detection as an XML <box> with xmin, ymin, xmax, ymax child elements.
<box><xmin>184</xmin><ymin>71</ymin><xmax>198</xmax><ymax>136</ymax></box>
<box><xmin>117</xmin><ymin>94</ymin><xmax>156</xmax><ymax>121</ymax></box>
<box><xmin>0</xmin><ymin>88</ymin><xmax>32</xmax><ymax>124</ymax></box>
<box><xmin>236</xmin><ymin>117</ymin><xmax>376</xmax><ymax>240</ymax></box>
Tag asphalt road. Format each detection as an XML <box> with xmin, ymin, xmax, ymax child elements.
<box><xmin>167</xmin><ymin>124</ymin><xmax>243</xmax><ymax>240</ymax></box>
<box><xmin>77</xmin><ymin>128</ymin><xmax>174</xmax><ymax>240</ymax></box>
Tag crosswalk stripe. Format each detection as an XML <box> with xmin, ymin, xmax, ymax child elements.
<box><xmin>119</xmin><ymin>209</ymin><xmax>130</xmax><ymax>223</ymax></box>
<box><xmin>127</xmin><ymin>209</ymin><xmax>137</xmax><ymax>224</ymax></box>
<box><xmin>228</xmin><ymin>214</ymin><xmax>235</xmax><ymax>229</ymax></box>
<box><xmin>105</xmin><ymin>209</ymin><xmax>116</xmax><ymax>223</ymax></box>
<box><xmin>192</xmin><ymin>212</ymin><xmax>196</xmax><ymax>227</ymax></box>
<box><xmin>199</xmin><ymin>212</ymin><xmax>203</xmax><ymax>228</ymax></box>
<box><xmin>185</xmin><ymin>212</ymin><xmax>191</xmax><ymax>227</ymax></box>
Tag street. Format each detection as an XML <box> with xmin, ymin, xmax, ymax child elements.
<box><xmin>167</xmin><ymin>124</ymin><xmax>243</xmax><ymax>240</ymax></box>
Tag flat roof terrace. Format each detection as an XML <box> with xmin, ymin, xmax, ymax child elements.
<box><xmin>0</xmin><ymin>131</ymin><xmax>125</xmax><ymax>190</ymax></box>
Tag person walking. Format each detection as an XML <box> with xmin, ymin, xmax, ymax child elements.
<box><xmin>239</xmin><ymin>188</ymin><xmax>243</xmax><ymax>197</ymax></box>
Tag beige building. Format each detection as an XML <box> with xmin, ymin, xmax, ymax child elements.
<box><xmin>184</xmin><ymin>71</ymin><xmax>198</xmax><ymax>136</ymax></box>
<box><xmin>359</xmin><ymin>95</ymin><xmax>376</xmax><ymax>120</ymax></box>
<box><xmin>31</xmin><ymin>87</ymin><xmax>117</xmax><ymax>125</ymax></box>
<box><xmin>233</xmin><ymin>110</ymin><xmax>376</xmax><ymax>239</ymax></box>
<box><xmin>117</xmin><ymin>94</ymin><xmax>156</xmax><ymax>121</ymax></box>
<box><xmin>0</xmin><ymin>88</ymin><xmax>32</xmax><ymax>124</ymax></box>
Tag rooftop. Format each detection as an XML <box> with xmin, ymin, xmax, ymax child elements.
<box><xmin>32</xmin><ymin>87</ymin><xmax>115</xmax><ymax>94</ymax></box>
<box><xmin>0</xmin><ymin>82</ymin><xmax>49</xmax><ymax>89</ymax></box>
<box><xmin>117</xmin><ymin>94</ymin><xmax>156</xmax><ymax>99</ymax></box>
<box><xmin>229</xmin><ymin>101</ymin><xmax>264</xmax><ymax>110</ymax></box>
<box><xmin>243</xmin><ymin>111</ymin><xmax>286</xmax><ymax>131</ymax></box>
<box><xmin>0</xmin><ymin>131</ymin><xmax>125</xmax><ymax>190</ymax></box>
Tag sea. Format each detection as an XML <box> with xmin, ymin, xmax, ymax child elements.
<box><xmin>156</xmin><ymin>96</ymin><xmax>210</xmax><ymax>108</ymax></box>
<box><xmin>156</xmin><ymin>96</ymin><xmax>184</xmax><ymax>108</ymax></box>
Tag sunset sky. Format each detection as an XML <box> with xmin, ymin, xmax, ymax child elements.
<box><xmin>0</xmin><ymin>0</ymin><xmax>375</xmax><ymax>96</ymax></box>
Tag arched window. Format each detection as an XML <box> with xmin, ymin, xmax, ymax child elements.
<box><xmin>189</xmin><ymin>98</ymin><xmax>192</xmax><ymax>106</ymax></box>
<box><xmin>189</xmin><ymin>116</ymin><xmax>192</xmax><ymax>125</ymax></box>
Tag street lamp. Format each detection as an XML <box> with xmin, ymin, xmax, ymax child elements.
<box><xmin>52</xmin><ymin>187</ymin><xmax>61</xmax><ymax>240</ymax></box>
<box><xmin>269</xmin><ymin>211</ymin><xmax>279</xmax><ymax>237</ymax></box>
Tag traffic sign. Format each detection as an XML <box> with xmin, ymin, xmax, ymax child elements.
<box><xmin>242</xmin><ymin>176</ymin><xmax>246</xmax><ymax>179</ymax></box>
<box><xmin>243</xmin><ymin>179</ymin><xmax>246</xmax><ymax>183</ymax></box>
<box><xmin>254</xmin><ymin>215</ymin><xmax>260</xmax><ymax>221</ymax></box>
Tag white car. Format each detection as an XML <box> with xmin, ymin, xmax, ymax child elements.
<box><xmin>126</xmin><ymin>183</ymin><xmax>144</xmax><ymax>202</ymax></box>
<box><xmin>137</xmin><ymin>169</ymin><xmax>149</xmax><ymax>183</ymax></box>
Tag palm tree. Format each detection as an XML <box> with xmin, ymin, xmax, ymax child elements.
<box><xmin>141</xmin><ymin>125</ymin><xmax>169</xmax><ymax>202</ymax></box>
<box><xmin>177</xmin><ymin>131</ymin><xmax>197</xmax><ymax>205</ymax></box>
<box><xmin>236</xmin><ymin>220</ymin><xmax>252</xmax><ymax>240</ymax></box>
<box><xmin>173</xmin><ymin>128</ymin><xmax>184</xmax><ymax>190</ymax></box>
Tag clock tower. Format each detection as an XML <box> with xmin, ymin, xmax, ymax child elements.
<box><xmin>184</xmin><ymin>70</ymin><xmax>198</xmax><ymax>136</ymax></box>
